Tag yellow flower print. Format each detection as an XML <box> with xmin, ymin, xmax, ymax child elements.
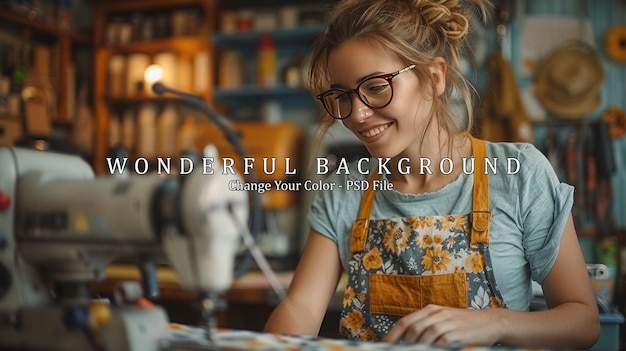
<box><xmin>465</xmin><ymin>252</ymin><xmax>485</xmax><ymax>273</ymax></box>
<box><xmin>406</xmin><ymin>216</ymin><xmax>433</xmax><ymax>230</ymax></box>
<box><xmin>343</xmin><ymin>310</ymin><xmax>365</xmax><ymax>333</ymax></box>
<box><xmin>380</xmin><ymin>219</ymin><xmax>394</xmax><ymax>230</ymax></box>
<box><xmin>362</xmin><ymin>247</ymin><xmax>383</xmax><ymax>270</ymax></box>
<box><xmin>433</xmin><ymin>234</ymin><xmax>444</xmax><ymax>245</ymax></box>
<box><xmin>415</xmin><ymin>234</ymin><xmax>433</xmax><ymax>248</ymax></box>
<box><xmin>452</xmin><ymin>214</ymin><xmax>469</xmax><ymax>231</ymax></box>
<box><xmin>442</xmin><ymin>216</ymin><xmax>456</xmax><ymax>231</ymax></box>
<box><xmin>448</xmin><ymin>236</ymin><xmax>456</xmax><ymax>246</ymax></box>
<box><xmin>357</xmin><ymin>293</ymin><xmax>366</xmax><ymax>304</ymax></box>
<box><xmin>360</xmin><ymin>327</ymin><xmax>378</xmax><ymax>341</ymax></box>
<box><xmin>421</xmin><ymin>246</ymin><xmax>451</xmax><ymax>273</ymax></box>
<box><xmin>383</xmin><ymin>225</ymin><xmax>408</xmax><ymax>254</ymax></box>
<box><xmin>343</xmin><ymin>286</ymin><xmax>355</xmax><ymax>308</ymax></box>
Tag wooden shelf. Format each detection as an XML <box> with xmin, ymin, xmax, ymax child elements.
<box><xmin>101</xmin><ymin>35</ymin><xmax>209</xmax><ymax>54</ymax></box>
<box><xmin>0</xmin><ymin>10</ymin><xmax>93</xmax><ymax>126</ymax></box>
<box><xmin>0</xmin><ymin>10</ymin><xmax>91</xmax><ymax>44</ymax></box>
<box><xmin>212</xmin><ymin>25</ymin><xmax>324</xmax><ymax>51</ymax></box>
<box><xmin>0</xmin><ymin>114</ymin><xmax>21</xmax><ymax>122</ymax></box>
<box><xmin>214</xmin><ymin>85</ymin><xmax>310</xmax><ymax>99</ymax></box>
<box><xmin>106</xmin><ymin>95</ymin><xmax>191</xmax><ymax>105</ymax></box>
<box><xmin>93</xmin><ymin>0</ymin><xmax>217</xmax><ymax>175</ymax></box>
<box><xmin>93</xmin><ymin>0</ymin><xmax>210</xmax><ymax>12</ymax></box>
<box><xmin>214</xmin><ymin>85</ymin><xmax>316</xmax><ymax>112</ymax></box>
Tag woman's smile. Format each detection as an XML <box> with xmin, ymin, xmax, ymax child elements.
<box><xmin>358</xmin><ymin>122</ymin><xmax>393</xmax><ymax>142</ymax></box>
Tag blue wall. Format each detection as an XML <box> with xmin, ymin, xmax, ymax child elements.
<box><xmin>505</xmin><ymin>0</ymin><xmax>626</xmax><ymax>229</ymax></box>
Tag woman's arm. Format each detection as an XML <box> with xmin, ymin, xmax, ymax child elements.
<box><xmin>384</xmin><ymin>214</ymin><xmax>600</xmax><ymax>349</ymax></box>
<box><xmin>496</xmin><ymin>214</ymin><xmax>600</xmax><ymax>348</ymax></box>
<box><xmin>264</xmin><ymin>229</ymin><xmax>343</xmax><ymax>336</ymax></box>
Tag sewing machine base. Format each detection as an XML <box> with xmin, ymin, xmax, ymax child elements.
<box><xmin>0</xmin><ymin>304</ymin><xmax>169</xmax><ymax>351</ymax></box>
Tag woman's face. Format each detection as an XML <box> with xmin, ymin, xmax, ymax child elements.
<box><xmin>327</xmin><ymin>38</ymin><xmax>444</xmax><ymax>159</ymax></box>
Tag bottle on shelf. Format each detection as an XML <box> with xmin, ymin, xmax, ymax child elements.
<box><xmin>130</xmin><ymin>12</ymin><xmax>144</xmax><ymax>42</ymax></box>
<box><xmin>0</xmin><ymin>76</ymin><xmax>9</xmax><ymax>115</ymax></box>
<box><xmin>218</xmin><ymin>51</ymin><xmax>243</xmax><ymax>89</ymax></box>
<box><xmin>0</xmin><ymin>46</ymin><xmax>11</xmax><ymax>115</ymax></box>
<box><xmin>121</xmin><ymin>108</ymin><xmax>135</xmax><ymax>152</ymax></box>
<box><xmin>71</xmin><ymin>84</ymin><xmax>94</xmax><ymax>153</ymax></box>
<box><xmin>20</xmin><ymin>40</ymin><xmax>57</xmax><ymax>140</ymax></box>
<box><xmin>157</xmin><ymin>103</ymin><xmax>179</xmax><ymax>156</ymax></box>
<box><xmin>282</xmin><ymin>55</ymin><xmax>303</xmax><ymax>88</ymax></box>
<box><xmin>176</xmin><ymin>54</ymin><xmax>193</xmax><ymax>92</ymax></box>
<box><xmin>136</xmin><ymin>103</ymin><xmax>157</xmax><ymax>158</ymax></box>
<box><xmin>126</xmin><ymin>53</ymin><xmax>150</xmax><ymax>97</ymax></box>
<box><xmin>153</xmin><ymin>52</ymin><xmax>176</xmax><ymax>89</ymax></box>
<box><xmin>108</xmin><ymin>112</ymin><xmax>121</xmax><ymax>148</ymax></box>
<box><xmin>176</xmin><ymin>115</ymin><xmax>197</xmax><ymax>154</ymax></box>
<box><xmin>257</xmin><ymin>32</ymin><xmax>277</xmax><ymax>88</ymax></box>
<box><xmin>8</xmin><ymin>44</ymin><xmax>27</xmax><ymax>118</ymax></box>
<box><xmin>108</xmin><ymin>54</ymin><xmax>126</xmax><ymax>98</ymax></box>
<box><xmin>57</xmin><ymin>0</ymin><xmax>72</xmax><ymax>30</ymax></box>
<box><xmin>193</xmin><ymin>50</ymin><xmax>209</xmax><ymax>94</ymax></box>
<box><xmin>154</xmin><ymin>12</ymin><xmax>170</xmax><ymax>39</ymax></box>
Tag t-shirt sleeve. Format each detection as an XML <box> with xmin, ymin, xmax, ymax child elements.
<box><xmin>517</xmin><ymin>144</ymin><xmax>574</xmax><ymax>283</ymax></box>
<box><xmin>308</xmin><ymin>176</ymin><xmax>342</xmax><ymax>243</ymax></box>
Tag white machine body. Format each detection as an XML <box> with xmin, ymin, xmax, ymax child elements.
<box><xmin>0</xmin><ymin>146</ymin><xmax>248</xmax><ymax>351</ymax></box>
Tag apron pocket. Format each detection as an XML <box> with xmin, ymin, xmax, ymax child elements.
<box><xmin>369</xmin><ymin>272</ymin><xmax>467</xmax><ymax>316</ymax></box>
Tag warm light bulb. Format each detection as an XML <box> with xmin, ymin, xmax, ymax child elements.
<box><xmin>144</xmin><ymin>64</ymin><xmax>164</xmax><ymax>96</ymax></box>
<box><xmin>144</xmin><ymin>64</ymin><xmax>164</xmax><ymax>84</ymax></box>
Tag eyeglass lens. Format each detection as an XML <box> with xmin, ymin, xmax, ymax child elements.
<box><xmin>320</xmin><ymin>76</ymin><xmax>392</xmax><ymax>119</ymax></box>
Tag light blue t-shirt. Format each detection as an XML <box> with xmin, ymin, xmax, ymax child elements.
<box><xmin>308</xmin><ymin>141</ymin><xmax>574</xmax><ymax>311</ymax></box>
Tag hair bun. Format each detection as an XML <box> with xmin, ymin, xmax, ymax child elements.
<box><xmin>416</xmin><ymin>0</ymin><xmax>470</xmax><ymax>45</ymax></box>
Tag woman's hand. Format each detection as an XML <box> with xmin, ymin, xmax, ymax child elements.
<box><xmin>383</xmin><ymin>304</ymin><xmax>504</xmax><ymax>347</ymax></box>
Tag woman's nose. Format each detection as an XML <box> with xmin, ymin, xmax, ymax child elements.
<box><xmin>355</xmin><ymin>104</ymin><xmax>373</xmax><ymax>124</ymax></box>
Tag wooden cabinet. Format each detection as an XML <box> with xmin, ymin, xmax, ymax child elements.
<box><xmin>0</xmin><ymin>10</ymin><xmax>90</xmax><ymax>129</ymax></box>
<box><xmin>92</xmin><ymin>0</ymin><xmax>217</xmax><ymax>174</ymax></box>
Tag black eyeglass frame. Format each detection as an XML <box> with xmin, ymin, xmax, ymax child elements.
<box><xmin>315</xmin><ymin>64</ymin><xmax>416</xmax><ymax>120</ymax></box>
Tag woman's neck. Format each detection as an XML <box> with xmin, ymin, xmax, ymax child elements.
<box><xmin>386</xmin><ymin>133</ymin><xmax>472</xmax><ymax>194</ymax></box>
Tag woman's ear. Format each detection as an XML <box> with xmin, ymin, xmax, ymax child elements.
<box><xmin>429</xmin><ymin>57</ymin><xmax>447</xmax><ymax>97</ymax></box>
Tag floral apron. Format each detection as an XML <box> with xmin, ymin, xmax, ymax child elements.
<box><xmin>340</xmin><ymin>137</ymin><xmax>507</xmax><ymax>341</ymax></box>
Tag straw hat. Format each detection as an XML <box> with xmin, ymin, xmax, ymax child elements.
<box><xmin>534</xmin><ymin>41</ymin><xmax>604</xmax><ymax>119</ymax></box>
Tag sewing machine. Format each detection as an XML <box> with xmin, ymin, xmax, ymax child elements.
<box><xmin>0</xmin><ymin>145</ymin><xmax>248</xmax><ymax>351</ymax></box>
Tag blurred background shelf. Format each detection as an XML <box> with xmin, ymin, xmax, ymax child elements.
<box><xmin>212</xmin><ymin>24</ymin><xmax>324</xmax><ymax>51</ymax></box>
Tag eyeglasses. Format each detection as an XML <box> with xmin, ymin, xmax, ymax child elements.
<box><xmin>316</xmin><ymin>64</ymin><xmax>416</xmax><ymax>120</ymax></box>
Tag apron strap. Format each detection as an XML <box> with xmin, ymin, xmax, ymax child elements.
<box><xmin>350</xmin><ymin>172</ymin><xmax>380</xmax><ymax>253</ymax></box>
<box><xmin>470</xmin><ymin>137</ymin><xmax>491</xmax><ymax>247</ymax></box>
<box><xmin>349</xmin><ymin>137</ymin><xmax>491</xmax><ymax>252</ymax></box>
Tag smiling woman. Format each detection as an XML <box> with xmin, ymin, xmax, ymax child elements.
<box><xmin>264</xmin><ymin>0</ymin><xmax>600</xmax><ymax>349</ymax></box>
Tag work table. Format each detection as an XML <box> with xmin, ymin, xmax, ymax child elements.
<box><xmin>90</xmin><ymin>264</ymin><xmax>343</xmax><ymax>337</ymax></box>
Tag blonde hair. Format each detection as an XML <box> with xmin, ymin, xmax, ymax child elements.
<box><xmin>308</xmin><ymin>0</ymin><xmax>491</xmax><ymax>153</ymax></box>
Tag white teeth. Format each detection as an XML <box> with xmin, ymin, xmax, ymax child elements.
<box><xmin>362</xmin><ymin>124</ymin><xmax>389</xmax><ymax>138</ymax></box>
